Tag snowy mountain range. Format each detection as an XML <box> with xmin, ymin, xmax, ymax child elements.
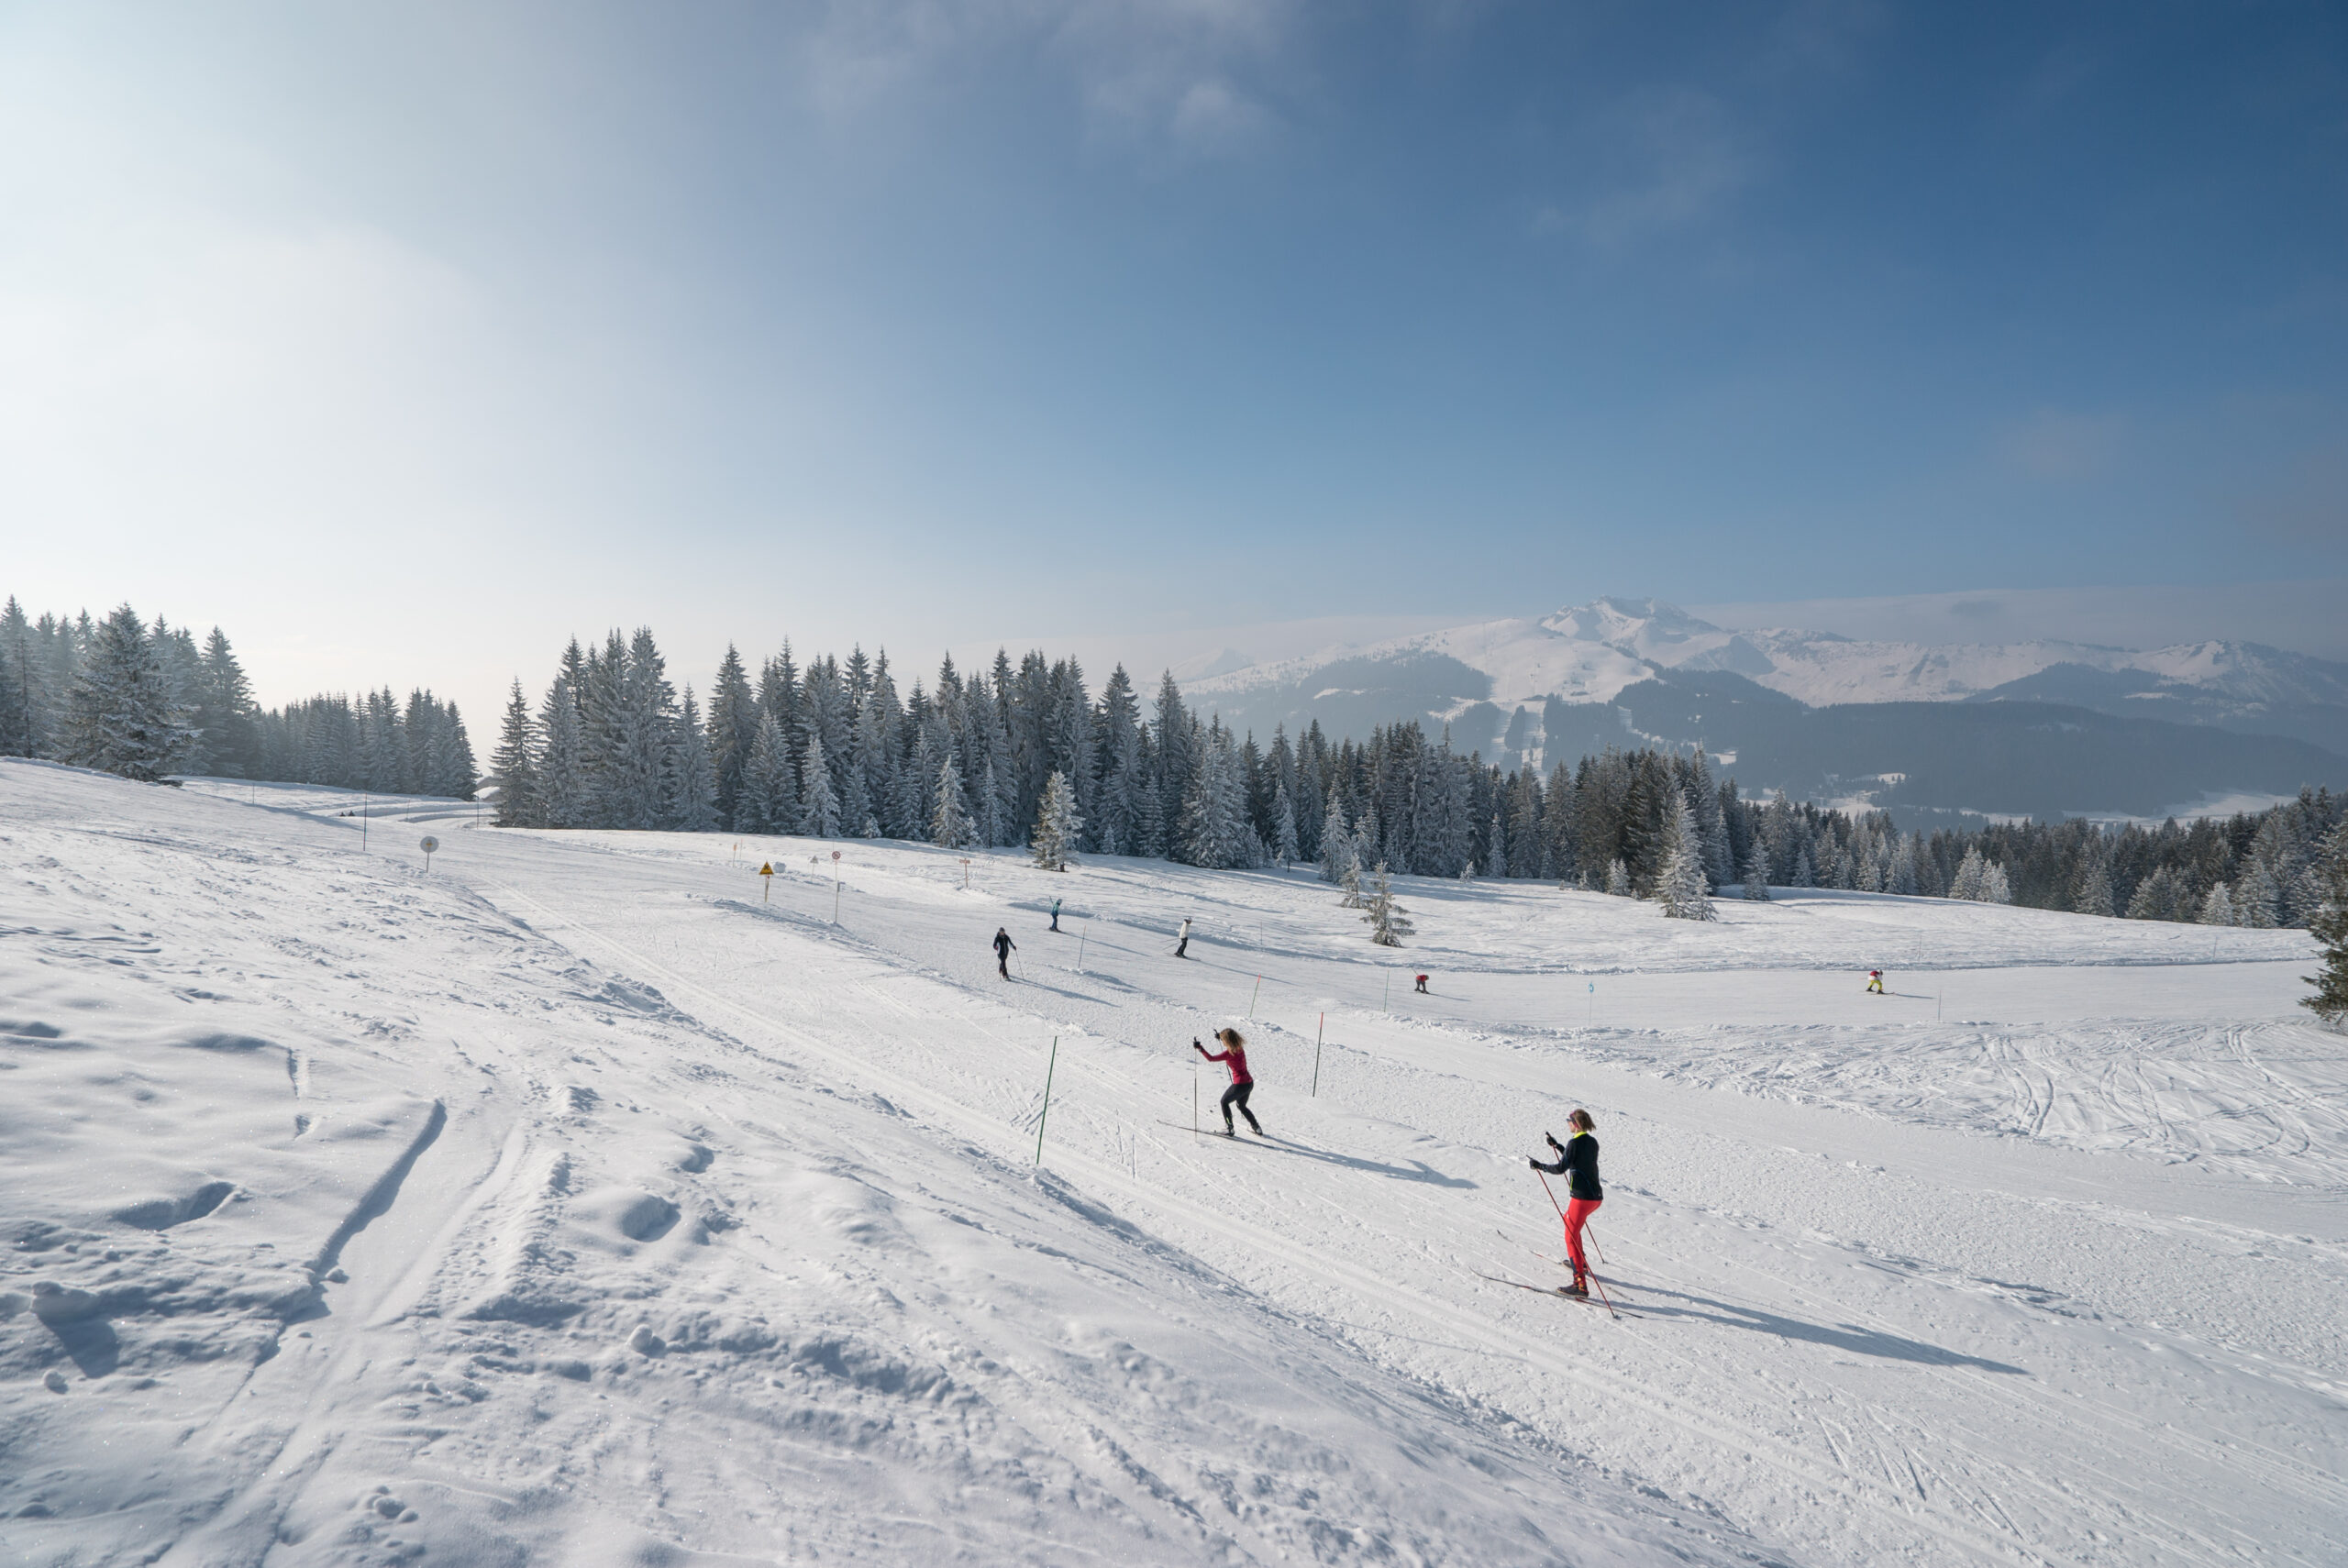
<box><xmin>1187</xmin><ymin>598</ymin><xmax>2348</xmax><ymax>821</ymax></box>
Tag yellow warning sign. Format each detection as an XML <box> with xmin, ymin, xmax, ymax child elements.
<box><xmin>758</xmin><ymin>863</ymin><xmax>773</xmax><ymax>876</ymax></box>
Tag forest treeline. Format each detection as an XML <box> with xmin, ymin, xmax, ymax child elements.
<box><xmin>490</xmin><ymin>627</ymin><xmax>2341</xmax><ymax>930</ymax></box>
<box><xmin>6</xmin><ymin>597</ymin><xmax>2335</xmax><ymax>933</ymax></box>
<box><xmin>0</xmin><ymin>597</ymin><xmax>476</xmax><ymax>796</ymax></box>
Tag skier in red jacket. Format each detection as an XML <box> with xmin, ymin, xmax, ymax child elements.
<box><xmin>1192</xmin><ymin>1028</ymin><xmax>1263</xmax><ymax>1138</ymax></box>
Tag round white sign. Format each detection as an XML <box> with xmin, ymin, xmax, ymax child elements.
<box><xmin>420</xmin><ymin>836</ymin><xmax>440</xmax><ymax>854</ymax></box>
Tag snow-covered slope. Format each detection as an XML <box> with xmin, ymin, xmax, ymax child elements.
<box><xmin>6</xmin><ymin>762</ymin><xmax>2346</xmax><ymax>1566</ymax></box>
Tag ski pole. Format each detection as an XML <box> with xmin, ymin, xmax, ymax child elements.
<box><xmin>1034</xmin><ymin>1037</ymin><xmax>1058</xmax><ymax>1165</ymax></box>
<box><xmin>1535</xmin><ymin>1167</ymin><xmax>1567</xmax><ymax>1220</ymax></box>
<box><xmin>1585</xmin><ymin>1267</ymin><xmax>1621</xmax><ymax>1320</ymax></box>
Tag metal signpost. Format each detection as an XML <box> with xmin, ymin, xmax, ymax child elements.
<box><xmin>831</xmin><ymin>849</ymin><xmax>843</xmax><ymax>922</ymax></box>
<box><xmin>759</xmin><ymin>862</ymin><xmax>774</xmax><ymax>903</ymax></box>
<box><xmin>420</xmin><ymin>835</ymin><xmax>438</xmax><ymax>871</ymax></box>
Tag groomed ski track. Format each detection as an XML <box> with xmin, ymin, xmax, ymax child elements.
<box><xmin>460</xmin><ymin>820</ymin><xmax>2343</xmax><ymax>1568</ymax></box>
<box><xmin>5</xmin><ymin>766</ymin><xmax>2342</xmax><ymax>1567</ymax></box>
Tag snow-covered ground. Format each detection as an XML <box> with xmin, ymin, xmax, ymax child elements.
<box><xmin>5</xmin><ymin>758</ymin><xmax>2343</xmax><ymax>1567</ymax></box>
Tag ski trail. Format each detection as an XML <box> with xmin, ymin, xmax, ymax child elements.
<box><xmin>471</xmin><ymin>874</ymin><xmax>2098</xmax><ymax>1567</ymax></box>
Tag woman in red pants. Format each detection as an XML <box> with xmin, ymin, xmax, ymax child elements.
<box><xmin>1528</xmin><ymin>1109</ymin><xmax>1603</xmax><ymax>1296</ymax></box>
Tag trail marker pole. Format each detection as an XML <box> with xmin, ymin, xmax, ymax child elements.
<box><xmin>832</xmin><ymin>849</ymin><xmax>842</xmax><ymax>922</ymax></box>
<box><xmin>1034</xmin><ymin>1037</ymin><xmax>1059</xmax><ymax>1165</ymax></box>
<box><xmin>759</xmin><ymin>862</ymin><xmax>774</xmax><ymax>903</ymax></box>
<box><xmin>1587</xmin><ymin>980</ymin><xmax>1594</xmax><ymax>1028</ymax></box>
<box><xmin>1312</xmin><ymin>1013</ymin><xmax>1325</xmax><ymax>1097</ymax></box>
<box><xmin>960</xmin><ymin>857</ymin><xmax>971</xmax><ymax>889</ymax></box>
<box><xmin>1382</xmin><ymin>971</ymin><xmax>1390</xmax><ymax>1012</ymax></box>
<box><xmin>1248</xmin><ymin>976</ymin><xmax>1262</xmax><ymax>1017</ymax></box>
<box><xmin>1077</xmin><ymin>922</ymin><xmax>1088</xmax><ymax>972</ymax></box>
<box><xmin>360</xmin><ymin>791</ymin><xmax>369</xmax><ymax>853</ymax></box>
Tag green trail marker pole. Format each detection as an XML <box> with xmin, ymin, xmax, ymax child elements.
<box><xmin>1382</xmin><ymin>971</ymin><xmax>1390</xmax><ymax>1012</ymax></box>
<box><xmin>1077</xmin><ymin>922</ymin><xmax>1088</xmax><ymax>972</ymax></box>
<box><xmin>1248</xmin><ymin>976</ymin><xmax>1262</xmax><ymax>1017</ymax></box>
<box><xmin>1035</xmin><ymin>1037</ymin><xmax>1059</xmax><ymax>1165</ymax></box>
<box><xmin>1312</xmin><ymin>1012</ymin><xmax>1325</xmax><ymax>1097</ymax></box>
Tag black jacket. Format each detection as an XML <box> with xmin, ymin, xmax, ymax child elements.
<box><xmin>1531</xmin><ymin>1132</ymin><xmax>1601</xmax><ymax>1201</ymax></box>
<box><xmin>993</xmin><ymin>932</ymin><xmax>1014</xmax><ymax>956</ymax></box>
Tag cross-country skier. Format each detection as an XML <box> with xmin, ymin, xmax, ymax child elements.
<box><xmin>1528</xmin><ymin>1110</ymin><xmax>1602</xmax><ymax>1296</ymax></box>
<box><xmin>1193</xmin><ymin>1028</ymin><xmax>1262</xmax><ymax>1137</ymax></box>
<box><xmin>1176</xmin><ymin>917</ymin><xmax>1193</xmax><ymax>958</ymax></box>
<box><xmin>1049</xmin><ymin>899</ymin><xmax>1062</xmax><ymax>933</ymax></box>
<box><xmin>1866</xmin><ymin>969</ymin><xmax>1885</xmax><ymax>994</ymax></box>
<box><xmin>993</xmin><ymin>927</ymin><xmax>1015</xmax><ymax>979</ymax></box>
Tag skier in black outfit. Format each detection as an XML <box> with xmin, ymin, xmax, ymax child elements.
<box><xmin>993</xmin><ymin>926</ymin><xmax>1015</xmax><ymax>978</ymax></box>
<box><xmin>1528</xmin><ymin>1109</ymin><xmax>1603</xmax><ymax>1296</ymax></box>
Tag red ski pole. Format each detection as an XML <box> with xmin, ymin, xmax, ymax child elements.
<box><xmin>1535</xmin><ymin>1167</ymin><xmax>1566</xmax><ymax>1220</ymax></box>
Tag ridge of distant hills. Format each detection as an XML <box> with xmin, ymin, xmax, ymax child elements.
<box><xmin>1185</xmin><ymin>598</ymin><xmax>2348</xmax><ymax>823</ymax></box>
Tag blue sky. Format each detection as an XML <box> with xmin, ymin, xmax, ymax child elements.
<box><xmin>4</xmin><ymin>2</ymin><xmax>2345</xmax><ymax>723</ymax></box>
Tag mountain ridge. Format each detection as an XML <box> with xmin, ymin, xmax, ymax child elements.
<box><xmin>1182</xmin><ymin>598</ymin><xmax>2348</xmax><ymax>821</ymax></box>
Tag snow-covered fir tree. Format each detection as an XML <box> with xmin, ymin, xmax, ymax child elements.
<box><xmin>932</xmin><ymin>754</ymin><xmax>972</xmax><ymax>848</ymax></box>
<box><xmin>1604</xmin><ymin>857</ymin><xmax>1632</xmax><ymax>897</ymax></box>
<box><xmin>740</xmin><ymin>712</ymin><xmax>795</xmax><ymax>834</ymax></box>
<box><xmin>2234</xmin><ymin>859</ymin><xmax>2280</xmax><ymax>928</ymax></box>
<box><xmin>538</xmin><ymin>678</ymin><xmax>589</xmax><ymax>828</ymax></box>
<box><xmin>2071</xmin><ymin>853</ymin><xmax>2115</xmax><ymax>918</ymax></box>
<box><xmin>2198</xmin><ymin>883</ymin><xmax>2236</xmax><ymax>926</ymax></box>
<box><xmin>799</xmin><ymin>732</ymin><xmax>841</xmax><ymax>837</ymax></box>
<box><xmin>1032</xmin><ymin>769</ymin><xmax>1081</xmax><ymax>871</ymax></box>
<box><xmin>1271</xmin><ymin>779</ymin><xmax>1299</xmax><ymax>867</ymax></box>
<box><xmin>492</xmin><ymin>680</ymin><xmax>539</xmax><ymax>827</ymax></box>
<box><xmin>1950</xmin><ymin>847</ymin><xmax>1987</xmax><ymax>901</ymax></box>
<box><xmin>59</xmin><ymin>603</ymin><xmax>193</xmax><ymax>782</ymax></box>
<box><xmin>1178</xmin><ymin>723</ymin><xmax>1249</xmax><ymax>869</ymax></box>
<box><xmin>2303</xmin><ymin>823</ymin><xmax>2348</xmax><ymax>1027</ymax></box>
<box><xmin>1743</xmin><ymin>842</ymin><xmax>1771</xmax><ymax>900</ymax></box>
<box><xmin>672</xmin><ymin>689</ymin><xmax>720</xmax><ymax>832</ymax></box>
<box><xmin>1656</xmin><ymin>795</ymin><xmax>1717</xmax><ymax>920</ymax></box>
<box><xmin>1361</xmin><ymin>863</ymin><xmax>1412</xmax><ymax>946</ymax></box>
<box><xmin>707</xmin><ymin>645</ymin><xmax>758</xmax><ymax>829</ymax></box>
<box><xmin>1320</xmin><ymin>791</ymin><xmax>1352</xmax><ymax>884</ymax></box>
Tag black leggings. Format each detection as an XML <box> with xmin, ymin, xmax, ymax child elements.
<box><xmin>1221</xmin><ymin>1081</ymin><xmax>1260</xmax><ymax>1132</ymax></box>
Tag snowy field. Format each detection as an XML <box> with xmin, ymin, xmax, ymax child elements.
<box><xmin>5</xmin><ymin>758</ymin><xmax>2344</xmax><ymax>1567</ymax></box>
